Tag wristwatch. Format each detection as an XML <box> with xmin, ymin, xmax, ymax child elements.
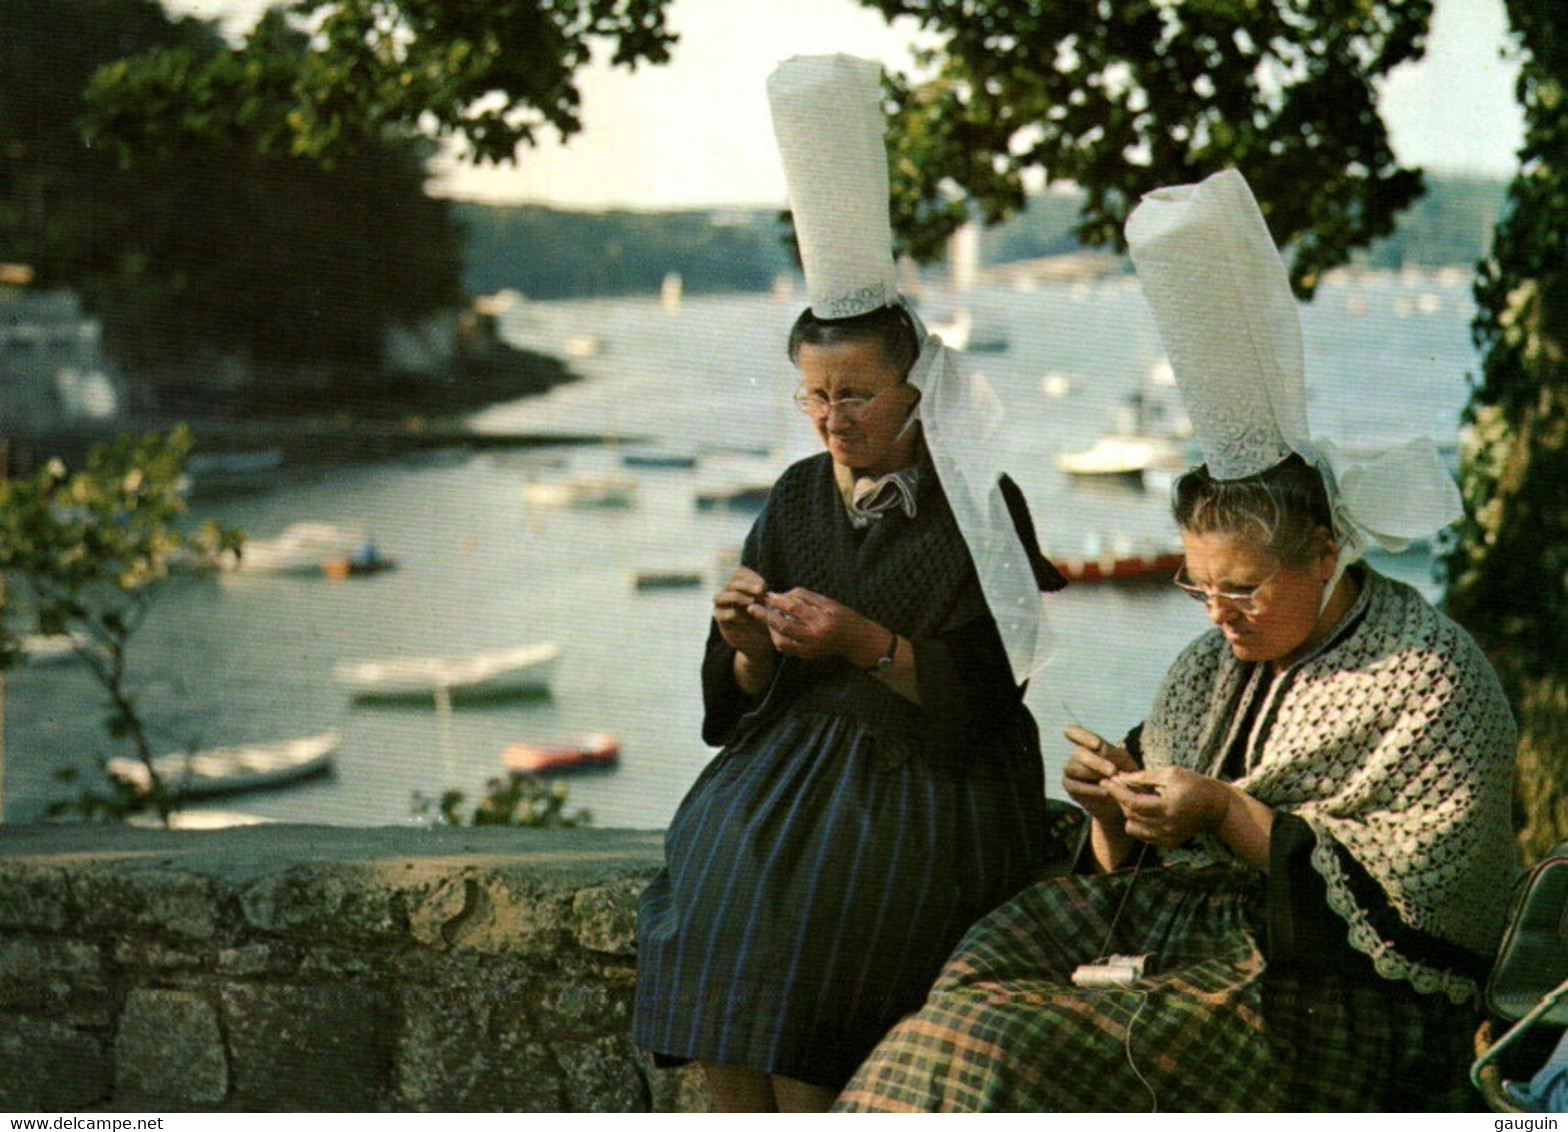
<box><xmin>864</xmin><ymin>630</ymin><xmax>898</xmax><ymax>673</ymax></box>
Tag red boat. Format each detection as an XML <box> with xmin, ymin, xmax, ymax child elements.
<box><xmin>1057</xmin><ymin>549</ymin><xmax>1184</xmax><ymax>584</ymax></box>
<box><xmin>502</xmin><ymin>732</ymin><xmax>620</xmax><ymax>775</ymax></box>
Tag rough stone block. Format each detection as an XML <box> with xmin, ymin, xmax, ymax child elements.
<box><xmin>0</xmin><ymin>864</ymin><xmax>72</xmax><ymax>930</ymax></box>
<box><xmin>0</xmin><ymin>938</ymin><xmax>107</xmax><ymax>1021</ymax></box>
<box><xmin>239</xmin><ymin>867</ymin><xmax>402</xmax><ymax>938</ymax></box>
<box><xmin>0</xmin><ymin>936</ymin><xmax>99</xmax><ymax>981</ymax></box>
<box><xmin>571</xmin><ymin>876</ymin><xmax>648</xmax><ymax>955</ymax></box>
<box><xmin>223</xmin><ymin>982</ymin><xmax>392</xmax><ymax>1109</ymax></box>
<box><xmin>0</xmin><ymin>1015</ymin><xmax>110</xmax><ymax>1110</ymax></box>
<box><xmin>78</xmin><ymin>867</ymin><xmax>217</xmax><ymax>940</ymax></box>
<box><xmin>555</xmin><ymin>1034</ymin><xmax>650</xmax><ymax>1112</ymax></box>
<box><xmin>538</xmin><ymin>980</ymin><xmax>630</xmax><ymax>1035</ymax></box>
<box><xmin>0</xmin><ymin>823</ymin><xmax>676</xmax><ymax>1112</ymax></box>
<box><xmin>114</xmin><ymin>989</ymin><xmax>227</xmax><ymax>1107</ymax></box>
<box><xmin>299</xmin><ymin>947</ymin><xmax>373</xmax><ymax>978</ymax></box>
<box><xmin>217</xmin><ymin>943</ymin><xmax>278</xmax><ymax>976</ymax></box>
<box><xmin>395</xmin><ymin>985</ymin><xmax>564</xmax><ymax>1111</ymax></box>
<box><xmin>112</xmin><ymin>938</ymin><xmax>204</xmax><ymax>971</ymax></box>
<box><xmin>424</xmin><ymin>875</ymin><xmax>575</xmax><ymax>956</ymax></box>
<box><xmin>405</xmin><ymin>874</ymin><xmax>470</xmax><ymax>948</ymax></box>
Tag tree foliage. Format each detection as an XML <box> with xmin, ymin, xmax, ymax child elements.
<box><xmin>866</xmin><ymin>0</ymin><xmax>1430</xmax><ymax>293</ymax></box>
<box><xmin>82</xmin><ymin>0</ymin><xmax>677</xmax><ymax>167</ymax></box>
<box><xmin>0</xmin><ymin>0</ymin><xmax>210</xmax><ymax>290</ymax></box>
<box><xmin>0</xmin><ymin>0</ymin><xmax>465</xmax><ymax>411</ymax></box>
<box><xmin>1442</xmin><ymin>5</ymin><xmax>1566</xmax><ymax>861</ymax></box>
<box><xmin>0</xmin><ymin>427</ymin><xmax>243</xmax><ymax>821</ymax></box>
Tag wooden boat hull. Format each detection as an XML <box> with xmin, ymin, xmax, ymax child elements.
<box><xmin>333</xmin><ymin>643</ymin><xmax>562</xmax><ymax>704</ymax></box>
<box><xmin>21</xmin><ymin>635</ymin><xmax>84</xmax><ymax>666</ymax></box>
<box><xmin>1058</xmin><ymin>551</ymin><xmax>1184</xmax><ymax>584</ymax></box>
<box><xmin>521</xmin><ymin>476</ymin><xmax>637</xmax><ymax>509</ymax></box>
<box><xmin>107</xmin><ymin>732</ymin><xmax>340</xmax><ymax>799</ymax></box>
<box><xmin>695</xmin><ymin>484</ymin><xmax>771</xmax><ymax>514</ymax></box>
<box><xmin>1056</xmin><ymin>434</ymin><xmax>1190</xmax><ymax>477</ymax></box>
<box><xmin>232</xmin><ymin>521</ymin><xmax>390</xmax><ymax>576</ymax></box>
<box><xmin>633</xmin><ymin>570</ymin><xmax>705</xmax><ymax>592</ymax></box>
<box><xmin>502</xmin><ymin>732</ymin><xmax>620</xmax><ymax>775</ymax></box>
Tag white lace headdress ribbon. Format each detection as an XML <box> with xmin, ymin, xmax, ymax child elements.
<box><xmin>906</xmin><ymin>310</ymin><xmax>1053</xmax><ymax>681</ymax></box>
<box><xmin>767</xmin><ymin>54</ymin><xmax>1052</xmax><ymax>682</ymax></box>
<box><xmin>1125</xmin><ymin>168</ymin><xmax>1462</xmax><ymax>575</ymax></box>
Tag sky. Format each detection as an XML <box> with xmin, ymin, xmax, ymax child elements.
<box><xmin>165</xmin><ymin>0</ymin><xmax>1525</xmax><ymax>210</ymax></box>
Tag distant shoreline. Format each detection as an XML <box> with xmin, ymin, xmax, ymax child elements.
<box><xmin>14</xmin><ymin>339</ymin><xmax>599</xmax><ymax>475</ymax></box>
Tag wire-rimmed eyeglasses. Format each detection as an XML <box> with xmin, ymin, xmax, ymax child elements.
<box><xmin>1172</xmin><ymin>559</ymin><xmax>1288</xmax><ymax>617</ymax></box>
<box><xmin>792</xmin><ymin>384</ymin><xmax>911</xmax><ymax>421</ymax></box>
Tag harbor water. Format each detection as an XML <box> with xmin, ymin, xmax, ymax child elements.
<box><xmin>2</xmin><ymin>269</ymin><xmax>1476</xmax><ymax>828</ymax></box>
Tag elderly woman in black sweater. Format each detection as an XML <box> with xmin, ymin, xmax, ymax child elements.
<box><xmin>633</xmin><ymin>300</ymin><xmax>1061</xmax><ymax>1111</ymax></box>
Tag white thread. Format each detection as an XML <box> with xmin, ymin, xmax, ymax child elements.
<box><xmin>1124</xmin><ymin>988</ymin><xmax>1157</xmax><ymax>1112</ymax></box>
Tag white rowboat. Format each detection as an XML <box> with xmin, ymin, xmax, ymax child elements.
<box><xmin>332</xmin><ymin>642</ymin><xmax>563</xmax><ymax>704</ymax></box>
<box><xmin>106</xmin><ymin>732</ymin><xmax>340</xmax><ymax>799</ymax></box>
<box><xmin>21</xmin><ymin>634</ymin><xmax>85</xmax><ymax>666</ymax></box>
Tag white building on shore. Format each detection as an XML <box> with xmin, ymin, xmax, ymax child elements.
<box><xmin>0</xmin><ymin>266</ymin><xmax>122</xmax><ymax>440</ymax></box>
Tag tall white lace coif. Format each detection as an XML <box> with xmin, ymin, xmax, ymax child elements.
<box><xmin>1125</xmin><ymin>168</ymin><xmax>1463</xmax><ymax>569</ymax></box>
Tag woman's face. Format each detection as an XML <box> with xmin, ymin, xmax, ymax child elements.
<box><xmin>795</xmin><ymin>338</ymin><xmax>919</xmax><ymax>476</ymax></box>
<box><xmin>1178</xmin><ymin>528</ymin><xmax>1337</xmax><ymax>667</ymax></box>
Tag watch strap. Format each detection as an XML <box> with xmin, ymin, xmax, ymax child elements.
<box><xmin>864</xmin><ymin>630</ymin><xmax>898</xmax><ymax>673</ymax></box>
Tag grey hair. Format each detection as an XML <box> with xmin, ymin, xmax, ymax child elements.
<box><xmin>786</xmin><ymin>303</ymin><xmax>921</xmax><ymax>379</ymax></box>
<box><xmin>1170</xmin><ymin>454</ymin><xmax>1335</xmax><ymax>568</ymax></box>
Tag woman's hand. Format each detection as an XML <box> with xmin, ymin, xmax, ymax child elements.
<box><xmin>713</xmin><ymin>566</ymin><xmax>774</xmax><ymax>659</ymax></box>
<box><xmin>755</xmin><ymin>587</ymin><xmax>884</xmax><ymax>666</ymax></box>
<box><xmin>1061</xmin><ymin>725</ymin><xmax>1139</xmax><ymax>829</ymax></box>
<box><xmin>1103</xmin><ymin>767</ymin><xmax>1231</xmax><ymax>849</ymax></box>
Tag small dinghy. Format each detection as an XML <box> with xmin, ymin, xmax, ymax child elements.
<box><xmin>333</xmin><ymin>642</ymin><xmax>563</xmax><ymax>704</ymax></box>
<box><xmin>501</xmin><ymin>732</ymin><xmax>620</xmax><ymax>775</ymax></box>
<box><xmin>106</xmin><ymin>732</ymin><xmax>340</xmax><ymax>799</ymax></box>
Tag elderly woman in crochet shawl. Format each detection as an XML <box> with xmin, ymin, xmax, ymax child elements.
<box><xmin>836</xmin><ymin>170</ymin><xmax>1519</xmax><ymax>1113</ymax></box>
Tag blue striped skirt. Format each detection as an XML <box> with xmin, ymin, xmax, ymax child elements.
<box><xmin>633</xmin><ymin>706</ymin><xmax>1044</xmax><ymax>1089</ymax></box>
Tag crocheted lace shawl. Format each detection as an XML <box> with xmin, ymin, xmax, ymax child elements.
<box><xmin>1141</xmin><ymin>569</ymin><xmax>1518</xmax><ymax>1002</ymax></box>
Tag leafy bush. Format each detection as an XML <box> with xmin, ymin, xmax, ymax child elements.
<box><xmin>0</xmin><ymin>426</ymin><xmax>243</xmax><ymax>821</ymax></box>
<box><xmin>413</xmin><ymin>771</ymin><xmax>592</xmax><ymax>829</ymax></box>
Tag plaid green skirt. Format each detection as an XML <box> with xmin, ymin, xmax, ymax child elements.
<box><xmin>835</xmin><ymin>866</ymin><xmax>1477</xmax><ymax>1112</ymax></box>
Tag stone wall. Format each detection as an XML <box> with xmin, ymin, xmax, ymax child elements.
<box><xmin>0</xmin><ymin>823</ymin><xmax>710</xmax><ymax>1113</ymax></box>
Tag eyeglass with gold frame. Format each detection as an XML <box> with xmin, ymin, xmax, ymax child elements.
<box><xmin>1171</xmin><ymin>559</ymin><xmax>1288</xmax><ymax>616</ymax></box>
<box><xmin>792</xmin><ymin>384</ymin><xmax>911</xmax><ymax>421</ymax></box>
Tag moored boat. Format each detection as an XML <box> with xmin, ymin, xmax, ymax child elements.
<box><xmin>229</xmin><ymin>521</ymin><xmax>393</xmax><ymax>577</ymax></box>
<box><xmin>127</xmin><ymin>809</ymin><xmax>276</xmax><ymax>830</ymax></box>
<box><xmin>106</xmin><ymin>731</ymin><xmax>340</xmax><ymax>799</ymax></box>
<box><xmin>184</xmin><ymin>448</ymin><xmax>285</xmax><ymax>498</ymax></box>
<box><xmin>694</xmin><ymin>482</ymin><xmax>772</xmax><ymax>514</ymax></box>
<box><xmin>621</xmin><ymin>448</ymin><xmax>698</xmax><ymax>470</ymax></box>
<box><xmin>520</xmin><ymin>474</ymin><xmax>637</xmax><ymax>509</ymax></box>
<box><xmin>20</xmin><ymin>634</ymin><xmax>86</xmax><ymax>666</ymax></box>
<box><xmin>332</xmin><ymin>642</ymin><xmax>563</xmax><ymax>704</ymax></box>
<box><xmin>633</xmin><ymin>569</ymin><xmax>706</xmax><ymax>592</ymax></box>
<box><xmin>1053</xmin><ymin>534</ymin><xmax>1185</xmax><ymax>583</ymax></box>
<box><xmin>1057</xmin><ymin>548</ymin><xmax>1184</xmax><ymax>583</ymax></box>
<box><xmin>1055</xmin><ymin>434</ymin><xmax>1190</xmax><ymax>479</ymax></box>
<box><xmin>502</xmin><ymin>732</ymin><xmax>620</xmax><ymax>775</ymax></box>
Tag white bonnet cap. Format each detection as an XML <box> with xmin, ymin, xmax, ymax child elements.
<box><xmin>1126</xmin><ymin>168</ymin><xmax>1462</xmax><ymax>565</ymax></box>
<box><xmin>767</xmin><ymin>55</ymin><xmax>898</xmax><ymax>318</ymax></box>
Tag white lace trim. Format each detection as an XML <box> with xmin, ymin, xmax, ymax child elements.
<box><xmin>1306</xmin><ymin>821</ymin><xmax>1479</xmax><ymax>1004</ymax></box>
